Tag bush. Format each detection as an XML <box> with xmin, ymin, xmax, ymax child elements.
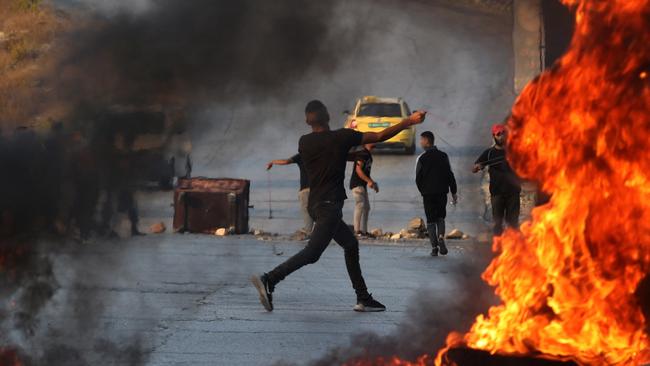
<box><xmin>9</xmin><ymin>39</ymin><xmax>36</xmax><ymax>64</ymax></box>
<box><xmin>15</xmin><ymin>0</ymin><xmax>41</xmax><ymax>11</ymax></box>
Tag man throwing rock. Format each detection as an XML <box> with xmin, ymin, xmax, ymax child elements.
<box><xmin>252</xmin><ymin>100</ymin><xmax>426</xmax><ymax>312</ymax></box>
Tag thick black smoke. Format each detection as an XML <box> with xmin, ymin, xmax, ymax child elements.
<box><xmin>55</xmin><ymin>0</ymin><xmax>365</xmax><ymax>106</ymax></box>
<box><xmin>2</xmin><ymin>0</ymin><xmax>364</xmax><ymax>364</ymax></box>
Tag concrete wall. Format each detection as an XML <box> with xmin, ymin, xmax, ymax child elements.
<box><xmin>513</xmin><ymin>0</ymin><xmax>543</xmax><ymax>93</ymax></box>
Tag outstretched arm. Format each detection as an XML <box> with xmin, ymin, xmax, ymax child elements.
<box><xmin>361</xmin><ymin>111</ymin><xmax>427</xmax><ymax>145</ymax></box>
<box><xmin>472</xmin><ymin>149</ymin><xmax>490</xmax><ymax>173</ymax></box>
<box><xmin>266</xmin><ymin>158</ymin><xmax>294</xmax><ymax>170</ymax></box>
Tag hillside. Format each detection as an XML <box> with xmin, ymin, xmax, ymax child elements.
<box><xmin>0</xmin><ymin>0</ymin><xmax>70</xmax><ymax>132</ymax></box>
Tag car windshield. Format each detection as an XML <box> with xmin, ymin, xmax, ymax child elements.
<box><xmin>357</xmin><ymin>103</ymin><xmax>402</xmax><ymax>117</ymax></box>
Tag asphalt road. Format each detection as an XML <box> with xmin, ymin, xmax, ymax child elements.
<box><xmin>44</xmin><ymin>234</ymin><xmax>494</xmax><ymax>366</ymax></box>
<box><xmin>26</xmin><ymin>1</ymin><xmax>518</xmax><ymax>364</ymax></box>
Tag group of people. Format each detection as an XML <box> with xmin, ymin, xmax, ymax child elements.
<box><xmin>253</xmin><ymin>100</ymin><xmax>521</xmax><ymax>312</ymax></box>
<box><xmin>267</xmin><ymin>142</ymin><xmax>378</xmax><ymax>238</ymax></box>
<box><xmin>0</xmin><ymin>124</ymin><xmax>145</xmax><ymax>241</ymax></box>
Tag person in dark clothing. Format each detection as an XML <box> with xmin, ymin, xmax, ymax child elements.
<box><xmin>266</xmin><ymin>154</ymin><xmax>313</xmax><ymax>234</ymax></box>
<box><xmin>415</xmin><ymin>131</ymin><xmax>457</xmax><ymax>256</ymax></box>
<box><xmin>100</xmin><ymin>134</ymin><xmax>145</xmax><ymax>238</ymax></box>
<box><xmin>473</xmin><ymin>124</ymin><xmax>521</xmax><ymax>235</ymax></box>
<box><xmin>252</xmin><ymin>100</ymin><xmax>426</xmax><ymax>312</ymax></box>
<box><xmin>349</xmin><ymin>144</ymin><xmax>377</xmax><ymax>236</ymax></box>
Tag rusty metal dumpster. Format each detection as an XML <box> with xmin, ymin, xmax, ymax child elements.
<box><xmin>173</xmin><ymin>177</ymin><xmax>250</xmax><ymax>234</ymax></box>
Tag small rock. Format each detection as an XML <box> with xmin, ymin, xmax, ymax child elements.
<box><xmin>253</xmin><ymin>229</ymin><xmax>264</xmax><ymax>236</ymax></box>
<box><xmin>215</xmin><ymin>228</ymin><xmax>228</xmax><ymax>236</ymax></box>
<box><xmin>407</xmin><ymin>217</ymin><xmax>425</xmax><ymax>231</ymax></box>
<box><xmin>149</xmin><ymin>222</ymin><xmax>166</xmax><ymax>234</ymax></box>
<box><xmin>291</xmin><ymin>230</ymin><xmax>310</xmax><ymax>241</ymax></box>
<box><xmin>446</xmin><ymin>229</ymin><xmax>464</xmax><ymax>239</ymax></box>
<box><xmin>461</xmin><ymin>234</ymin><xmax>470</xmax><ymax>240</ymax></box>
<box><xmin>370</xmin><ymin>228</ymin><xmax>383</xmax><ymax>237</ymax></box>
<box><xmin>390</xmin><ymin>233</ymin><xmax>402</xmax><ymax>240</ymax></box>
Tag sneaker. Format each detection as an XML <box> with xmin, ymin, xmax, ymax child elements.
<box><xmin>354</xmin><ymin>294</ymin><xmax>386</xmax><ymax>312</ymax></box>
<box><xmin>438</xmin><ymin>236</ymin><xmax>448</xmax><ymax>255</ymax></box>
<box><xmin>430</xmin><ymin>246</ymin><xmax>439</xmax><ymax>257</ymax></box>
<box><xmin>250</xmin><ymin>274</ymin><xmax>274</xmax><ymax>311</ymax></box>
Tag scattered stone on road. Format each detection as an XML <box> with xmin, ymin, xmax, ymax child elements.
<box><xmin>447</xmin><ymin>228</ymin><xmax>470</xmax><ymax>240</ymax></box>
<box><xmin>149</xmin><ymin>222</ymin><xmax>166</xmax><ymax>234</ymax></box>
<box><xmin>408</xmin><ymin>217</ymin><xmax>425</xmax><ymax>231</ymax></box>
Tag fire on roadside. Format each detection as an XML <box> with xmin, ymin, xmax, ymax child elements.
<box><xmin>349</xmin><ymin>0</ymin><xmax>650</xmax><ymax>365</ymax></box>
<box><xmin>437</xmin><ymin>0</ymin><xmax>650</xmax><ymax>364</ymax></box>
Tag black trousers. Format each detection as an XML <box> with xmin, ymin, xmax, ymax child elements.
<box><xmin>423</xmin><ymin>193</ymin><xmax>447</xmax><ymax>222</ymax></box>
<box><xmin>267</xmin><ymin>200</ymin><xmax>369</xmax><ymax>300</ymax></box>
<box><xmin>491</xmin><ymin>193</ymin><xmax>520</xmax><ymax>235</ymax></box>
<box><xmin>423</xmin><ymin>193</ymin><xmax>447</xmax><ymax>246</ymax></box>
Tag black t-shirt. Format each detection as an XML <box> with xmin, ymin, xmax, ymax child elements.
<box><xmin>290</xmin><ymin>154</ymin><xmax>309</xmax><ymax>191</ymax></box>
<box><xmin>475</xmin><ymin>147</ymin><xmax>521</xmax><ymax>195</ymax></box>
<box><xmin>299</xmin><ymin>128</ymin><xmax>363</xmax><ymax>205</ymax></box>
<box><xmin>349</xmin><ymin>149</ymin><xmax>373</xmax><ymax>189</ymax></box>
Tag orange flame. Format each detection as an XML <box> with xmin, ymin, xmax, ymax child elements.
<box><xmin>435</xmin><ymin>0</ymin><xmax>650</xmax><ymax>365</ymax></box>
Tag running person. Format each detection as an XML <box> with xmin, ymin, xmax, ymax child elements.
<box><xmin>252</xmin><ymin>100</ymin><xmax>426</xmax><ymax>312</ymax></box>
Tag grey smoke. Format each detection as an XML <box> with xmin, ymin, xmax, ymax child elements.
<box><xmin>2</xmin><ymin>1</ymin><xmax>366</xmax><ymax>364</ymax></box>
<box><xmin>1</xmin><ymin>0</ymin><xmax>519</xmax><ymax>364</ymax></box>
<box><xmin>299</xmin><ymin>261</ymin><xmax>498</xmax><ymax>366</ymax></box>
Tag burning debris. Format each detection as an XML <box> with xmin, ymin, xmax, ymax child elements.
<box><xmin>436</xmin><ymin>0</ymin><xmax>650</xmax><ymax>365</ymax></box>
<box><xmin>316</xmin><ymin>0</ymin><xmax>650</xmax><ymax>365</ymax></box>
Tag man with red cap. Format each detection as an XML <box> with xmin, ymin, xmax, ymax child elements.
<box><xmin>472</xmin><ymin>123</ymin><xmax>521</xmax><ymax>235</ymax></box>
